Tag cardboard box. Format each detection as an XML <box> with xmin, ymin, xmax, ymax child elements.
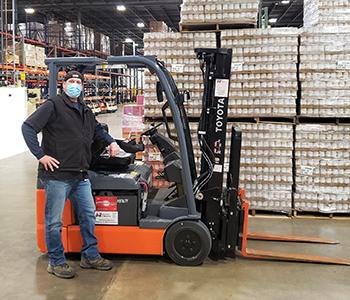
<box><xmin>149</xmin><ymin>21</ymin><xmax>168</xmax><ymax>32</ymax></box>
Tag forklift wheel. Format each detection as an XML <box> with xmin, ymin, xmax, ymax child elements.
<box><xmin>165</xmin><ymin>220</ymin><xmax>212</xmax><ymax>266</ymax></box>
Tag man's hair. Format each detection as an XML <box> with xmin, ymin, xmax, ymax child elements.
<box><xmin>63</xmin><ymin>71</ymin><xmax>84</xmax><ymax>82</ymax></box>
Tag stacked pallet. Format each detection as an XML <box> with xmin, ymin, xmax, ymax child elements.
<box><xmin>221</xmin><ymin>28</ymin><xmax>299</xmax><ymax>117</ymax></box>
<box><xmin>180</xmin><ymin>0</ymin><xmax>259</xmax><ymax>26</ymax></box>
<box><xmin>304</xmin><ymin>0</ymin><xmax>350</xmax><ymax>27</ymax></box>
<box><xmin>295</xmin><ymin>124</ymin><xmax>350</xmax><ymax>213</ymax></box>
<box><xmin>300</xmin><ymin>27</ymin><xmax>350</xmax><ymax>117</ymax></box>
<box><xmin>151</xmin><ymin>121</ymin><xmax>293</xmax><ymax>212</ymax></box>
<box><xmin>143</xmin><ymin>32</ymin><xmax>216</xmax><ymax>118</ymax></box>
<box><xmin>24</xmin><ymin>44</ymin><xmax>46</xmax><ymax>68</ymax></box>
<box><xmin>231</xmin><ymin>122</ymin><xmax>293</xmax><ymax>212</ymax></box>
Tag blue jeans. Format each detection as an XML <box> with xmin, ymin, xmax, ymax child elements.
<box><xmin>41</xmin><ymin>178</ymin><xmax>99</xmax><ymax>266</ymax></box>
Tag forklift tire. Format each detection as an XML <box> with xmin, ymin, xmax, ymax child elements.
<box><xmin>165</xmin><ymin>220</ymin><xmax>212</xmax><ymax>266</ymax></box>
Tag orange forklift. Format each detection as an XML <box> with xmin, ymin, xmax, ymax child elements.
<box><xmin>36</xmin><ymin>53</ymin><xmax>350</xmax><ymax>266</ymax></box>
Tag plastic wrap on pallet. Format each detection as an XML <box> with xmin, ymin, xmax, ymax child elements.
<box><xmin>304</xmin><ymin>0</ymin><xmax>350</xmax><ymax>27</ymax></box>
<box><xmin>143</xmin><ymin>32</ymin><xmax>217</xmax><ymax>118</ymax></box>
<box><xmin>122</xmin><ymin>104</ymin><xmax>145</xmax><ymax>131</ymax></box>
<box><xmin>300</xmin><ymin>27</ymin><xmax>350</xmax><ymax>117</ymax></box>
<box><xmin>221</xmin><ymin>28</ymin><xmax>299</xmax><ymax>117</ymax></box>
<box><xmin>148</xmin><ymin>121</ymin><xmax>293</xmax><ymax>213</ymax></box>
<box><xmin>295</xmin><ymin>124</ymin><xmax>350</xmax><ymax>213</ymax></box>
<box><xmin>142</xmin><ymin>136</ymin><xmax>173</xmax><ymax>189</ymax></box>
<box><xmin>180</xmin><ymin>0</ymin><xmax>259</xmax><ymax>25</ymax></box>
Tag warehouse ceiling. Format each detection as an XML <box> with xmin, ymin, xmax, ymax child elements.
<box><xmin>16</xmin><ymin>0</ymin><xmax>182</xmax><ymax>46</ymax></box>
<box><xmin>261</xmin><ymin>0</ymin><xmax>303</xmax><ymax>27</ymax></box>
<box><xmin>16</xmin><ymin>0</ymin><xmax>303</xmax><ymax>49</ymax></box>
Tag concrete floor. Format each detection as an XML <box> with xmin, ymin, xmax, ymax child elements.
<box><xmin>1</xmin><ymin>111</ymin><xmax>350</xmax><ymax>300</ymax></box>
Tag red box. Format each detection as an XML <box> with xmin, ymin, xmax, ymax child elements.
<box><xmin>95</xmin><ymin>196</ymin><xmax>118</xmax><ymax>212</ymax></box>
<box><xmin>123</xmin><ymin>104</ymin><xmax>144</xmax><ymax>117</ymax></box>
<box><xmin>136</xmin><ymin>95</ymin><xmax>144</xmax><ymax>105</ymax></box>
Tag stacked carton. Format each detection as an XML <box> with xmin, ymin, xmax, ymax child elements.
<box><xmin>304</xmin><ymin>0</ymin><xmax>350</xmax><ymax>27</ymax></box>
<box><xmin>143</xmin><ymin>32</ymin><xmax>217</xmax><ymax>118</ymax></box>
<box><xmin>221</xmin><ymin>28</ymin><xmax>299</xmax><ymax>117</ymax></box>
<box><xmin>300</xmin><ymin>27</ymin><xmax>350</xmax><ymax>117</ymax></box>
<box><xmin>152</xmin><ymin>121</ymin><xmax>293</xmax><ymax>212</ymax></box>
<box><xmin>295</xmin><ymin>124</ymin><xmax>350</xmax><ymax>213</ymax></box>
<box><xmin>24</xmin><ymin>44</ymin><xmax>46</xmax><ymax>68</ymax></box>
<box><xmin>180</xmin><ymin>0</ymin><xmax>259</xmax><ymax>25</ymax></box>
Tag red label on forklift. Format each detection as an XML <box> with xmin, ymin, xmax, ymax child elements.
<box><xmin>95</xmin><ymin>196</ymin><xmax>118</xmax><ymax>225</ymax></box>
<box><xmin>95</xmin><ymin>196</ymin><xmax>118</xmax><ymax>211</ymax></box>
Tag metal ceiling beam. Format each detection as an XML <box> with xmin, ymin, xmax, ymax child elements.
<box><xmin>278</xmin><ymin>0</ymin><xmax>297</xmax><ymax>22</ymax></box>
<box><xmin>17</xmin><ymin>1</ymin><xmax>182</xmax><ymax>9</ymax></box>
<box><xmin>144</xmin><ymin>7</ymin><xmax>157</xmax><ymax>21</ymax></box>
<box><xmin>81</xmin><ymin>10</ymin><xmax>134</xmax><ymax>42</ymax></box>
<box><xmin>128</xmin><ymin>7</ymin><xmax>150</xmax><ymax>26</ymax></box>
<box><xmin>96</xmin><ymin>9</ymin><xmax>143</xmax><ymax>42</ymax></box>
<box><xmin>287</xmin><ymin>9</ymin><xmax>303</xmax><ymax>26</ymax></box>
<box><xmin>159</xmin><ymin>6</ymin><xmax>178</xmax><ymax>31</ymax></box>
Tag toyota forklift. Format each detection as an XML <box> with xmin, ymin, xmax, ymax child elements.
<box><xmin>36</xmin><ymin>52</ymin><xmax>350</xmax><ymax>266</ymax></box>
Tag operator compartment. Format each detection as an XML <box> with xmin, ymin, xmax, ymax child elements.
<box><xmin>89</xmin><ymin>124</ymin><xmax>152</xmax><ymax>226</ymax></box>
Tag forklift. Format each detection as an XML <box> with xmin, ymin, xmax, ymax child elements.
<box><xmin>36</xmin><ymin>52</ymin><xmax>350</xmax><ymax>266</ymax></box>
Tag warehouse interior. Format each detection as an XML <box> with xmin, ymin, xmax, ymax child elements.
<box><xmin>1</xmin><ymin>0</ymin><xmax>350</xmax><ymax>299</ymax></box>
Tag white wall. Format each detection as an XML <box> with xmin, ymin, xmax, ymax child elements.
<box><xmin>0</xmin><ymin>87</ymin><xmax>28</xmax><ymax>159</ymax></box>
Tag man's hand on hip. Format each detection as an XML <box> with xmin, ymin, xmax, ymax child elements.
<box><xmin>39</xmin><ymin>155</ymin><xmax>60</xmax><ymax>171</ymax></box>
<box><xmin>108</xmin><ymin>142</ymin><xmax>120</xmax><ymax>157</ymax></box>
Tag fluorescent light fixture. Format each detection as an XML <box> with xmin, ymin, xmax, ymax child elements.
<box><xmin>269</xmin><ymin>18</ymin><xmax>278</xmax><ymax>23</ymax></box>
<box><xmin>137</xmin><ymin>22</ymin><xmax>145</xmax><ymax>28</ymax></box>
<box><xmin>281</xmin><ymin>0</ymin><xmax>290</xmax><ymax>4</ymax></box>
<box><xmin>125</xmin><ymin>38</ymin><xmax>133</xmax><ymax>43</ymax></box>
<box><xmin>116</xmin><ymin>5</ymin><xmax>126</xmax><ymax>11</ymax></box>
<box><xmin>25</xmin><ymin>8</ymin><xmax>35</xmax><ymax>14</ymax></box>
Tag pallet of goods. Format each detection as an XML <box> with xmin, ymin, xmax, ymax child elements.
<box><xmin>295</xmin><ymin>124</ymin><xmax>350</xmax><ymax>214</ymax></box>
<box><xmin>180</xmin><ymin>0</ymin><xmax>259</xmax><ymax>30</ymax></box>
<box><xmin>304</xmin><ymin>0</ymin><xmax>350</xmax><ymax>27</ymax></box>
<box><xmin>300</xmin><ymin>26</ymin><xmax>350</xmax><ymax>117</ymax></box>
<box><xmin>142</xmin><ymin>138</ymin><xmax>173</xmax><ymax>189</ymax></box>
<box><xmin>24</xmin><ymin>44</ymin><xmax>46</xmax><ymax>68</ymax></box>
<box><xmin>151</xmin><ymin>121</ymin><xmax>293</xmax><ymax>213</ymax></box>
<box><xmin>143</xmin><ymin>32</ymin><xmax>217</xmax><ymax>118</ymax></box>
<box><xmin>221</xmin><ymin>28</ymin><xmax>299</xmax><ymax>117</ymax></box>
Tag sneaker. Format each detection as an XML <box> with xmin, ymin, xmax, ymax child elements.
<box><xmin>80</xmin><ymin>256</ymin><xmax>113</xmax><ymax>271</ymax></box>
<box><xmin>47</xmin><ymin>263</ymin><xmax>75</xmax><ymax>279</ymax></box>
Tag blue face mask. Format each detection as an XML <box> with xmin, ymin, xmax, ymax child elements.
<box><xmin>66</xmin><ymin>83</ymin><xmax>82</xmax><ymax>98</ymax></box>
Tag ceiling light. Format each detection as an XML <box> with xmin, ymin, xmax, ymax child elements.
<box><xmin>116</xmin><ymin>5</ymin><xmax>126</xmax><ymax>11</ymax></box>
<box><xmin>269</xmin><ymin>18</ymin><xmax>278</xmax><ymax>23</ymax></box>
<box><xmin>125</xmin><ymin>38</ymin><xmax>133</xmax><ymax>43</ymax></box>
<box><xmin>137</xmin><ymin>22</ymin><xmax>145</xmax><ymax>28</ymax></box>
<box><xmin>25</xmin><ymin>8</ymin><xmax>35</xmax><ymax>14</ymax></box>
<box><xmin>281</xmin><ymin>0</ymin><xmax>290</xmax><ymax>4</ymax></box>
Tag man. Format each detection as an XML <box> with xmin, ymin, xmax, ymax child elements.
<box><xmin>22</xmin><ymin>71</ymin><xmax>120</xmax><ymax>279</ymax></box>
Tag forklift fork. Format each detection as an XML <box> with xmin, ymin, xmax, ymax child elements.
<box><xmin>238</xmin><ymin>189</ymin><xmax>350</xmax><ymax>266</ymax></box>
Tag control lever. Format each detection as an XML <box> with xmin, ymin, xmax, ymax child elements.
<box><xmin>141</xmin><ymin>123</ymin><xmax>163</xmax><ymax>137</ymax></box>
<box><xmin>115</xmin><ymin>139</ymin><xmax>144</xmax><ymax>153</ymax></box>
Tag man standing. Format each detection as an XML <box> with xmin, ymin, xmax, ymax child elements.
<box><xmin>22</xmin><ymin>71</ymin><xmax>120</xmax><ymax>279</ymax></box>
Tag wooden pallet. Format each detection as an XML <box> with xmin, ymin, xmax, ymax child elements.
<box><xmin>180</xmin><ymin>21</ymin><xmax>256</xmax><ymax>32</ymax></box>
<box><xmin>297</xmin><ymin>116</ymin><xmax>350</xmax><ymax>125</ymax></box>
<box><xmin>249</xmin><ymin>209</ymin><xmax>292</xmax><ymax>218</ymax></box>
<box><xmin>292</xmin><ymin>210</ymin><xmax>350</xmax><ymax>219</ymax></box>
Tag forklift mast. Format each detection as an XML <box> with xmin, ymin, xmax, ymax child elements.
<box><xmin>194</xmin><ymin>48</ymin><xmax>237</xmax><ymax>259</ymax></box>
